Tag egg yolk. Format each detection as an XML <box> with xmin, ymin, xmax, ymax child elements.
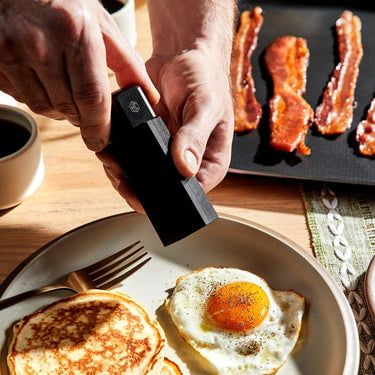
<box><xmin>206</xmin><ymin>281</ymin><xmax>270</xmax><ymax>331</ymax></box>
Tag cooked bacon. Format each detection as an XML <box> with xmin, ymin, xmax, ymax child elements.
<box><xmin>264</xmin><ymin>36</ymin><xmax>313</xmax><ymax>155</ymax></box>
<box><xmin>356</xmin><ymin>98</ymin><xmax>375</xmax><ymax>156</ymax></box>
<box><xmin>231</xmin><ymin>7</ymin><xmax>263</xmax><ymax>132</ymax></box>
<box><xmin>314</xmin><ymin>11</ymin><xmax>363</xmax><ymax>135</ymax></box>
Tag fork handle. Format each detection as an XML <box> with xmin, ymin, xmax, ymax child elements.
<box><xmin>0</xmin><ymin>284</ymin><xmax>73</xmax><ymax>310</ymax></box>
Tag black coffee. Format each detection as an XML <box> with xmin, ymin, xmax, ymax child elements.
<box><xmin>101</xmin><ymin>0</ymin><xmax>124</xmax><ymax>14</ymax></box>
<box><xmin>0</xmin><ymin>120</ymin><xmax>31</xmax><ymax>158</ymax></box>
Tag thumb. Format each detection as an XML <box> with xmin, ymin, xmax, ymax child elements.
<box><xmin>170</xmin><ymin>109</ymin><xmax>233</xmax><ymax>192</ymax></box>
<box><xmin>170</xmin><ymin>124</ymin><xmax>206</xmax><ymax>179</ymax></box>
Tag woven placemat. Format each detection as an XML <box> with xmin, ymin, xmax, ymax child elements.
<box><xmin>302</xmin><ymin>182</ymin><xmax>375</xmax><ymax>375</ymax></box>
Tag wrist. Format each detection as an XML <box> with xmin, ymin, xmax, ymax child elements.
<box><xmin>148</xmin><ymin>0</ymin><xmax>236</xmax><ymax>63</ymax></box>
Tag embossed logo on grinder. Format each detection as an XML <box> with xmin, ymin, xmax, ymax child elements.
<box><xmin>129</xmin><ymin>100</ymin><xmax>140</xmax><ymax>113</ymax></box>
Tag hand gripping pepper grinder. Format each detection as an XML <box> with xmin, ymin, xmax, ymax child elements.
<box><xmin>105</xmin><ymin>86</ymin><xmax>218</xmax><ymax>246</ymax></box>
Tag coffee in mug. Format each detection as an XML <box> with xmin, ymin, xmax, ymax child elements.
<box><xmin>0</xmin><ymin>120</ymin><xmax>31</xmax><ymax>158</ymax></box>
<box><xmin>101</xmin><ymin>0</ymin><xmax>125</xmax><ymax>14</ymax></box>
<box><xmin>0</xmin><ymin>106</ymin><xmax>44</xmax><ymax>210</ymax></box>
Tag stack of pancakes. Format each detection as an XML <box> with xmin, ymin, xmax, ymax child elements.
<box><xmin>7</xmin><ymin>290</ymin><xmax>181</xmax><ymax>374</ymax></box>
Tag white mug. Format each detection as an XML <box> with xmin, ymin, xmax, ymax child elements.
<box><xmin>103</xmin><ymin>0</ymin><xmax>137</xmax><ymax>47</ymax></box>
<box><xmin>0</xmin><ymin>105</ymin><xmax>44</xmax><ymax>210</ymax></box>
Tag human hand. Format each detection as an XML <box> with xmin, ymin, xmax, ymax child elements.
<box><xmin>98</xmin><ymin>0</ymin><xmax>235</xmax><ymax>211</ymax></box>
<box><xmin>0</xmin><ymin>0</ymin><xmax>157</xmax><ymax>151</ymax></box>
<box><xmin>96</xmin><ymin>48</ymin><xmax>235</xmax><ymax>212</ymax></box>
<box><xmin>146</xmin><ymin>0</ymin><xmax>235</xmax><ymax>193</ymax></box>
<box><xmin>146</xmin><ymin>49</ymin><xmax>235</xmax><ymax>192</ymax></box>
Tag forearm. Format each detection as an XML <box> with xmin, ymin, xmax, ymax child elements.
<box><xmin>147</xmin><ymin>0</ymin><xmax>237</xmax><ymax>71</ymax></box>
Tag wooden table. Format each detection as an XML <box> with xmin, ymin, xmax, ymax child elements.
<box><xmin>0</xmin><ymin>1</ymin><xmax>311</xmax><ymax>285</ymax></box>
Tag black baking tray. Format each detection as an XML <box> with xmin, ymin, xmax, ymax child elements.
<box><xmin>230</xmin><ymin>0</ymin><xmax>375</xmax><ymax>185</ymax></box>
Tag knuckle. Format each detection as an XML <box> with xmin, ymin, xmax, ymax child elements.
<box><xmin>51</xmin><ymin>3</ymin><xmax>91</xmax><ymax>40</ymax></box>
<box><xmin>54</xmin><ymin>101</ymin><xmax>78</xmax><ymax>117</ymax></box>
<box><xmin>0</xmin><ymin>36</ymin><xmax>18</xmax><ymax>64</ymax></box>
<box><xmin>28</xmin><ymin>100</ymin><xmax>54</xmax><ymax>116</ymax></box>
<box><xmin>74</xmin><ymin>85</ymin><xmax>106</xmax><ymax>110</ymax></box>
<box><xmin>190</xmin><ymin>128</ymin><xmax>207</xmax><ymax>151</ymax></box>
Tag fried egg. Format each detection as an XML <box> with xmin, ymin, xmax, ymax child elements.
<box><xmin>166</xmin><ymin>267</ymin><xmax>305</xmax><ymax>375</ymax></box>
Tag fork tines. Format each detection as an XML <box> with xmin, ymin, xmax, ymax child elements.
<box><xmin>87</xmin><ymin>241</ymin><xmax>151</xmax><ymax>290</ymax></box>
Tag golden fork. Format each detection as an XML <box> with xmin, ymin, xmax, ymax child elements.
<box><xmin>0</xmin><ymin>241</ymin><xmax>150</xmax><ymax>310</ymax></box>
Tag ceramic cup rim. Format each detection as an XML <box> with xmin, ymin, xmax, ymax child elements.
<box><xmin>0</xmin><ymin>105</ymin><xmax>38</xmax><ymax>162</ymax></box>
<box><xmin>108</xmin><ymin>0</ymin><xmax>131</xmax><ymax>16</ymax></box>
<box><xmin>103</xmin><ymin>0</ymin><xmax>136</xmax><ymax>47</ymax></box>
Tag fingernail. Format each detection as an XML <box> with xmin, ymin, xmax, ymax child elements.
<box><xmin>184</xmin><ymin>149</ymin><xmax>198</xmax><ymax>174</ymax></box>
<box><xmin>84</xmin><ymin>138</ymin><xmax>104</xmax><ymax>152</ymax></box>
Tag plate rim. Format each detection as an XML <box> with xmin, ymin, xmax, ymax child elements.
<box><xmin>0</xmin><ymin>211</ymin><xmax>360</xmax><ymax>374</ymax></box>
<box><xmin>0</xmin><ymin>212</ymin><xmax>139</xmax><ymax>297</ymax></box>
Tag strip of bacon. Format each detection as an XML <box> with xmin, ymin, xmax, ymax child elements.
<box><xmin>264</xmin><ymin>36</ymin><xmax>313</xmax><ymax>155</ymax></box>
<box><xmin>231</xmin><ymin>7</ymin><xmax>263</xmax><ymax>132</ymax></box>
<box><xmin>314</xmin><ymin>11</ymin><xmax>363</xmax><ymax>135</ymax></box>
<box><xmin>356</xmin><ymin>98</ymin><xmax>375</xmax><ymax>156</ymax></box>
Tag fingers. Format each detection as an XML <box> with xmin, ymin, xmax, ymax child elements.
<box><xmin>101</xmin><ymin>14</ymin><xmax>159</xmax><ymax>105</ymax></box>
<box><xmin>0</xmin><ymin>0</ymin><xmax>159</xmax><ymax>211</ymax></box>
<box><xmin>0</xmin><ymin>64</ymin><xmax>63</xmax><ymax>119</ymax></box>
<box><xmin>170</xmin><ymin>95</ymin><xmax>234</xmax><ymax>192</ymax></box>
<box><xmin>3</xmin><ymin>59</ymin><xmax>80</xmax><ymax>121</ymax></box>
<box><xmin>30</xmin><ymin>60</ymin><xmax>80</xmax><ymax>125</ymax></box>
<box><xmin>171</xmin><ymin>120</ymin><xmax>232</xmax><ymax>191</ymax></box>
<box><xmin>65</xmin><ymin>24</ymin><xmax>112</xmax><ymax>151</ymax></box>
<box><xmin>0</xmin><ymin>71</ymin><xmax>20</xmax><ymax>102</ymax></box>
<box><xmin>96</xmin><ymin>151</ymin><xmax>145</xmax><ymax>213</ymax></box>
<box><xmin>66</xmin><ymin>8</ymin><xmax>159</xmax><ymax>151</ymax></box>
<box><xmin>0</xmin><ymin>1</ymin><xmax>157</xmax><ymax>153</ymax></box>
<box><xmin>116</xmin><ymin>180</ymin><xmax>145</xmax><ymax>214</ymax></box>
<box><xmin>0</xmin><ymin>4</ymin><xmax>78</xmax><ymax>122</ymax></box>
<box><xmin>1</xmin><ymin>32</ymin><xmax>111</xmax><ymax>151</ymax></box>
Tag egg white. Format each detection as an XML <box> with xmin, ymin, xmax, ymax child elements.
<box><xmin>166</xmin><ymin>267</ymin><xmax>305</xmax><ymax>375</ymax></box>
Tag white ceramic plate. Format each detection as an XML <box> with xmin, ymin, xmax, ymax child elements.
<box><xmin>0</xmin><ymin>213</ymin><xmax>359</xmax><ymax>374</ymax></box>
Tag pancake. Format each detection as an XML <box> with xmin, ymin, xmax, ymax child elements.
<box><xmin>7</xmin><ymin>289</ymin><xmax>166</xmax><ymax>374</ymax></box>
